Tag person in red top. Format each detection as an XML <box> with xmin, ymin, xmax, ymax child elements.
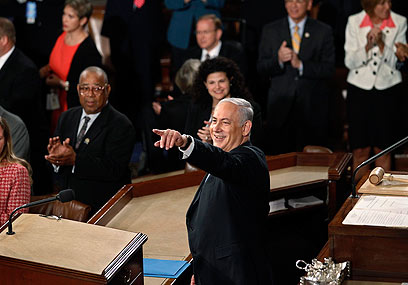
<box><xmin>39</xmin><ymin>0</ymin><xmax>101</xmax><ymax>133</ymax></box>
<box><xmin>0</xmin><ymin>117</ymin><xmax>32</xmax><ymax>226</ymax></box>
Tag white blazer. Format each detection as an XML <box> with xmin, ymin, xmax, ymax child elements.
<box><xmin>344</xmin><ymin>10</ymin><xmax>407</xmax><ymax>90</ymax></box>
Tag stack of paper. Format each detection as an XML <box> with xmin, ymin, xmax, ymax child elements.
<box><xmin>342</xmin><ymin>195</ymin><xmax>408</xmax><ymax>228</ymax></box>
<box><xmin>269</xmin><ymin>198</ymin><xmax>287</xmax><ymax>213</ymax></box>
<box><xmin>287</xmin><ymin>196</ymin><xmax>324</xmax><ymax>208</ymax></box>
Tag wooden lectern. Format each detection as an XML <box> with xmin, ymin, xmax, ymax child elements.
<box><xmin>0</xmin><ymin>214</ymin><xmax>147</xmax><ymax>284</ymax></box>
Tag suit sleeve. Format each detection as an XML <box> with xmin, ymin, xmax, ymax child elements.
<box><xmin>344</xmin><ymin>16</ymin><xmax>372</xmax><ymax>70</ymax></box>
<box><xmin>73</xmin><ymin>117</ymin><xmax>135</xmax><ymax>182</ymax></box>
<box><xmin>302</xmin><ymin>24</ymin><xmax>335</xmax><ymax>79</ymax></box>
<box><xmin>257</xmin><ymin>25</ymin><xmax>285</xmax><ymax>77</ymax></box>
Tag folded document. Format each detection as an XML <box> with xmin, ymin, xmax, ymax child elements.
<box><xmin>143</xmin><ymin>258</ymin><xmax>190</xmax><ymax>278</ymax></box>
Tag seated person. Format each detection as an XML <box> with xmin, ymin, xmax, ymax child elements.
<box><xmin>0</xmin><ymin>117</ymin><xmax>32</xmax><ymax>225</ymax></box>
<box><xmin>0</xmin><ymin>105</ymin><xmax>30</xmax><ymax>161</ymax></box>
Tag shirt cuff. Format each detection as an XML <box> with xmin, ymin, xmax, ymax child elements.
<box><xmin>179</xmin><ymin>135</ymin><xmax>195</xmax><ymax>159</ymax></box>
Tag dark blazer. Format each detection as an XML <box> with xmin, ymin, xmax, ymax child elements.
<box><xmin>54</xmin><ymin>104</ymin><xmax>135</xmax><ymax>213</ymax></box>
<box><xmin>0</xmin><ymin>47</ymin><xmax>42</xmax><ymax>137</ymax></box>
<box><xmin>185</xmin><ymin>140</ymin><xmax>272</xmax><ymax>284</ymax></box>
<box><xmin>185</xmin><ymin>40</ymin><xmax>248</xmax><ymax>76</ymax></box>
<box><xmin>257</xmin><ymin>17</ymin><xmax>335</xmax><ymax>130</ymax></box>
<box><xmin>65</xmin><ymin>36</ymin><xmax>102</xmax><ymax>108</ymax></box>
<box><xmin>184</xmin><ymin>99</ymin><xmax>263</xmax><ymax>148</ymax></box>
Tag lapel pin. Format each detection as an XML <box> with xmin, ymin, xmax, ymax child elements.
<box><xmin>305</xmin><ymin>32</ymin><xmax>310</xmax><ymax>38</ymax></box>
<box><xmin>84</xmin><ymin>138</ymin><xmax>90</xmax><ymax>144</ymax></box>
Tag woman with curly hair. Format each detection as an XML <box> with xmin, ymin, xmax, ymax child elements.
<box><xmin>0</xmin><ymin>117</ymin><xmax>32</xmax><ymax>225</ymax></box>
<box><xmin>184</xmin><ymin>57</ymin><xmax>263</xmax><ymax>147</ymax></box>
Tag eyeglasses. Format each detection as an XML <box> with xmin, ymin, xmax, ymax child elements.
<box><xmin>285</xmin><ymin>0</ymin><xmax>307</xmax><ymax>3</ymax></box>
<box><xmin>78</xmin><ymin>84</ymin><xmax>107</xmax><ymax>96</ymax></box>
<box><xmin>195</xmin><ymin>30</ymin><xmax>216</xmax><ymax>36</ymax></box>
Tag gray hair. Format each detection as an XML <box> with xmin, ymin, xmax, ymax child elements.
<box><xmin>219</xmin><ymin>98</ymin><xmax>253</xmax><ymax>125</ymax></box>
<box><xmin>175</xmin><ymin>59</ymin><xmax>201</xmax><ymax>94</ymax></box>
<box><xmin>79</xmin><ymin>66</ymin><xmax>108</xmax><ymax>83</ymax></box>
<box><xmin>0</xmin><ymin>17</ymin><xmax>16</xmax><ymax>44</ymax></box>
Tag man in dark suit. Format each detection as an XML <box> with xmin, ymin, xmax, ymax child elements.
<box><xmin>0</xmin><ymin>17</ymin><xmax>51</xmax><ymax>194</ymax></box>
<box><xmin>45</xmin><ymin>66</ymin><xmax>135</xmax><ymax>214</ymax></box>
<box><xmin>153</xmin><ymin>98</ymin><xmax>273</xmax><ymax>284</ymax></box>
<box><xmin>257</xmin><ymin>0</ymin><xmax>335</xmax><ymax>154</ymax></box>
<box><xmin>185</xmin><ymin>14</ymin><xmax>247</xmax><ymax>76</ymax></box>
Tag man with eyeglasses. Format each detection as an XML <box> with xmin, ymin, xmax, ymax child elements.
<box><xmin>257</xmin><ymin>0</ymin><xmax>335</xmax><ymax>154</ymax></box>
<box><xmin>45</xmin><ymin>66</ymin><xmax>135</xmax><ymax>214</ymax></box>
<box><xmin>184</xmin><ymin>14</ymin><xmax>247</xmax><ymax>76</ymax></box>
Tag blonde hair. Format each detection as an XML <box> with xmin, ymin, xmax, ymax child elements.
<box><xmin>0</xmin><ymin>117</ymin><xmax>33</xmax><ymax>184</ymax></box>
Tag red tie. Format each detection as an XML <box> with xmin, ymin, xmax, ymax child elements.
<box><xmin>134</xmin><ymin>0</ymin><xmax>145</xmax><ymax>8</ymax></box>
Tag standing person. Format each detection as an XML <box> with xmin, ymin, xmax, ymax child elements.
<box><xmin>0</xmin><ymin>117</ymin><xmax>31</xmax><ymax>226</ymax></box>
<box><xmin>257</xmin><ymin>0</ymin><xmax>335</xmax><ymax>155</ymax></box>
<box><xmin>345</xmin><ymin>0</ymin><xmax>406</xmax><ymax>180</ymax></box>
<box><xmin>45</xmin><ymin>66</ymin><xmax>135</xmax><ymax>215</ymax></box>
<box><xmin>153</xmin><ymin>98</ymin><xmax>273</xmax><ymax>284</ymax></box>
<box><xmin>39</xmin><ymin>0</ymin><xmax>101</xmax><ymax>133</ymax></box>
<box><xmin>101</xmin><ymin>0</ymin><xmax>162</xmax><ymax>132</ymax></box>
<box><xmin>185</xmin><ymin>57</ymin><xmax>263</xmax><ymax>148</ymax></box>
<box><xmin>183</xmin><ymin>14</ymin><xmax>247</xmax><ymax>76</ymax></box>
<box><xmin>165</xmin><ymin>0</ymin><xmax>225</xmax><ymax>76</ymax></box>
<box><xmin>396</xmin><ymin>42</ymin><xmax>408</xmax><ymax>71</ymax></box>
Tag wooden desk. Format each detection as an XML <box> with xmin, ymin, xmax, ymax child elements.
<box><xmin>316</xmin><ymin>171</ymin><xmax>408</xmax><ymax>282</ymax></box>
<box><xmin>89</xmin><ymin>152</ymin><xmax>351</xmax><ymax>284</ymax></box>
<box><xmin>0</xmin><ymin>214</ymin><xmax>147</xmax><ymax>284</ymax></box>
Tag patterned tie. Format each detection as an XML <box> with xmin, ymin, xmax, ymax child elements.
<box><xmin>292</xmin><ymin>25</ymin><xmax>301</xmax><ymax>54</ymax></box>
<box><xmin>75</xmin><ymin>116</ymin><xmax>90</xmax><ymax>149</ymax></box>
<box><xmin>133</xmin><ymin>0</ymin><xmax>145</xmax><ymax>9</ymax></box>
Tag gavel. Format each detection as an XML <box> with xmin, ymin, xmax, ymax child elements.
<box><xmin>369</xmin><ymin>167</ymin><xmax>408</xmax><ymax>185</ymax></box>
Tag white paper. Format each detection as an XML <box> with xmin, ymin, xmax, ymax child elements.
<box><xmin>342</xmin><ymin>195</ymin><xmax>408</xmax><ymax>227</ymax></box>
<box><xmin>269</xmin><ymin>198</ymin><xmax>287</xmax><ymax>213</ymax></box>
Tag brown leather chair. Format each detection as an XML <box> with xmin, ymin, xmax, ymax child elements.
<box><xmin>303</xmin><ymin>145</ymin><xmax>333</xmax><ymax>154</ymax></box>
<box><xmin>29</xmin><ymin>195</ymin><xmax>91</xmax><ymax>222</ymax></box>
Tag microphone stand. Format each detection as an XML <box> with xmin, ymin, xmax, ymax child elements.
<box><xmin>351</xmin><ymin>135</ymin><xmax>408</xmax><ymax>198</ymax></box>
<box><xmin>6</xmin><ymin>196</ymin><xmax>57</xmax><ymax>235</ymax></box>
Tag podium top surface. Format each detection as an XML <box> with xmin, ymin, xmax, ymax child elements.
<box><xmin>0</xmin><ymin>213</ymin><xmax>140</xmax><ymax>275</ymax></box>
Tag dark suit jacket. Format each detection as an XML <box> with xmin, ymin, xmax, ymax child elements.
<box><xmin>185</xmin><ymin>140</ymin><xmax>272</xmax><ymax>284</ymax></box>
<box><xmin>0</xmin><ymin>47</ymin><xmax>42</xmax><ymax>137</ymax></box>
<box><xmin>185</xmin><ymin>40</ymin><xmax>248</xmax><ymax>76</ymax></box>
<box><xmin>54</xmin><ymin>104</ymin><xmax>135</xmax><ymax>213</ymax></box>
<box><xmin>184</xmin><ymin>99</ymin><xmax>263</xmax><ymax>148</ymax></box>
<box><xmin>257</xmin><ymin>17</ymin><xmax>335</xmax><ymax>131</ymax></box>
<box><xmin>65</xmin><ymin>36</ymin><xmax>102</xmax><ymax>108</ymax></box>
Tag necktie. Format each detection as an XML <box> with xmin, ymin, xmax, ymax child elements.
<box><xmin>292</xmin><ymin>25</ymin><xmax>301</xmax><ymax>54</ymax></box>
<box><xmin>75</xmin><ymin>116</ymin><xmax>90</xmax><ymax>149</ymax></box>
<box><xmin>134</xmin><ymin>0</ymin><xmax>145</xmax><ymax>9</ymax></box>
<box><xmin>205</xmin><ymin>53</ymin><xmax>211</xmax><ymax>60</ymax></box>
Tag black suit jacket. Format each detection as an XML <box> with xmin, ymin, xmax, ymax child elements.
<box><xmin>54</xmin><ymin>104</ymin><xmax>135</xmax><ymax>213</ymax></box>
<box><xmin>186</xmin><ymin>40</ymin><xmax>248</xmax><ymax>76</ymax></box>
<box><xmin>0</xmin><ymin>48</ymin><xmax>41</xmax><ymax>135</ymax></box>
<box><xmin>257</xmin><ymin>17</ymin><xmax>335</xmax><ymax>130</ymax></box>
<box><xmin>185</xmin><ymin>140</ymin><xmax>272</xmax><ymax>284</ymax></box>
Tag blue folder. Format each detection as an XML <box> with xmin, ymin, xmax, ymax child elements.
<box><xmin>143</xmin><ymin>258</ymin><xmax>190</xmax><ymax>278</ymax></box>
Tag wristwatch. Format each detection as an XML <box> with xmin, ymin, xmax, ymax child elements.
<box><xmin>180</xmin><ymin>135</ymin><xmax>192</xmax><ymax>151</ymax></box>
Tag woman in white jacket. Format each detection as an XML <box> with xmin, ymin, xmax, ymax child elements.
<box><xmin>344</xmin><ymin>0</ymin><xmax>406</xmax><ymax>180</ymax></box>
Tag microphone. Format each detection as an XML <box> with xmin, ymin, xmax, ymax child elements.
<box><xmin>351</xmin><ymin>135</ymin><xmax>408</xmax><ymax>198</ymax></box>
<box><xmin>6</xmin><ymin>189</ymin><xmax>75</xmax><ymax>235</ymax></box>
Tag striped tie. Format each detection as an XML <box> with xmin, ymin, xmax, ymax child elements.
<box><xmin>292</xmin><ymin>25</ymin><xmax>301</xmax><ymax>54</ymax></box>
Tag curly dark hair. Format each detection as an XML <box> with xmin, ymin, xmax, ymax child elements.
<box><xmin>192</xmin><ymin>57</ymin><xmax>252</xmax><ymax>104</ymax></box>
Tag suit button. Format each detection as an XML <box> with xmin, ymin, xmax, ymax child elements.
<box><xmin>355</xmin><ymin>70</ymin><xmax>358</xmax><ymax>74</ymax></box>
<box><xmin>373</xmin><ymin>52</ymin><xmax>377</xmax><ymax>56</ymax></box>
<box><xmin>384</xmin><ymin>58</ymin><xmax>387</xmax><ymax>63</ymax></box>
<box><xmin>362</xmin><ymin>61</ymin><xmax>366</xmax><ymax>65</ymax></box>
<box><xmin>391</xmin><ymin>71</ymin><xmax>394</xmax><ymax>75</ymax></box>
<box><xmin>373</xmin><ymin>71</ymin><xmax>376</xmax><ymax>75</ymax></box>
<box><xmin>373</xmin><ymin>61</ymin><xmax>377</xmax><ymax>66</ymax></box>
